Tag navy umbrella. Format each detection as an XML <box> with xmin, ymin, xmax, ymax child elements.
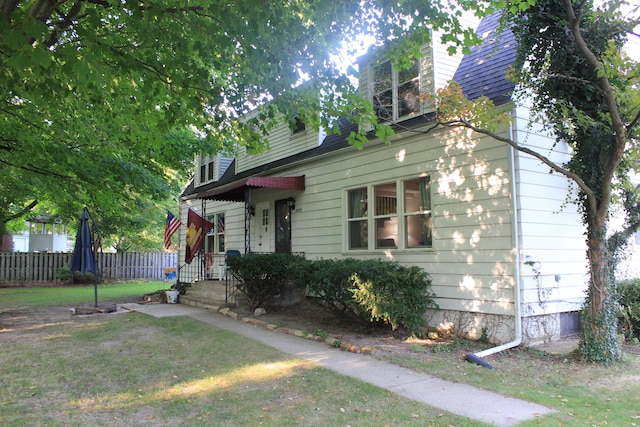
<box><xmin>71</xmin><ymin>207</ymin><xmax>98</xmax><ymax>307</ymax></box>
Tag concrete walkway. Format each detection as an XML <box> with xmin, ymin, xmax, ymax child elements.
<box><xmin>120</xmin><ymin>303</ymin><xmax>553</xmax><ymax>427</ymax></box>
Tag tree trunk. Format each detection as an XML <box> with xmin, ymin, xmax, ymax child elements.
<box><xmin>579</xmin><ymin>211</ymin><xmax>622</xmax><ymax>363</ymax></box>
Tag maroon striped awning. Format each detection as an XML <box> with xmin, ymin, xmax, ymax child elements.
<box><xmin>191</xmin><ymin>175</ymin><xmax>305</xmax><ymax>202</ymax></box>
<box><xmin>246</xmin><ymin>176</ymin><xmax>305</xmax><ymax>191</ymax></box>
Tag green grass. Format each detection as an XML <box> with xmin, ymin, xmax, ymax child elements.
<box><xmin>5</xmin><ymin>285</ymin><xmax>640</xmax><ymax>426</ymax></box>
<box><xmin>380</xmin><ymin>345</ymin><xmax>640</xmax><ymax>427</ymax></box>
<box><xmin>0</xmin><ymin>281</ymin><xmax>166</xmax><ymax>308</ymax></box>
<box><xmin>0</xmin><ymin>285</ymin><xmax>481</xmax><ymax>426</ymax></box>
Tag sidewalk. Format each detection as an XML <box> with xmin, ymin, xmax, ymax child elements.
<box><xmin>120</xmin><ymin>302</ymin><xmax>553</xmax><ymax>427</ymax></box>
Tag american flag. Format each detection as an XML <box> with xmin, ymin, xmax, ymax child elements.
<box><xmin>164</xmin><ymin>210</ymin><xmax>182</xmax><ymax>249</ymax></box>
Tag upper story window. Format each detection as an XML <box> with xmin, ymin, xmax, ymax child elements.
<box><xmin>372</xmin><ymin>59</ymin><xmax>420</xmax><ymax>122</ymax></box>
<box><xmin>207</xmin><ymin>161</ymin><xmax>214</xmax><ymax>180</ymax></box>
<box><xmin>346</xmin><ymin>176</ymin><xmax>432</xmax><ymax>251</ymax></box>
<box><xmin>290</xmin><ymin>117</ymin><xmax>306</xmax><ymax>136</ymax></box>
<box><xmin>197</xmin><ymin>154</ymin><xmax>231</xmax><ymax>186</ymax></box>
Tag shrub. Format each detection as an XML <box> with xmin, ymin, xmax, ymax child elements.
<box><xmin>305</xmin><ymin>258</ymin><xmax>437</xmax><ymax>334</ymax></box>
<box><xmin>226</xmin><ymin>252</ymin><xmax>305</xmax><ymax>310</ymax></box>
<box><xmin>301</xmin><ymin>258</ymin><xmax>371</xmax><ymax>320</ymax></box>
<box><xmin>617</xmin><ymin>278</ymin><xmax>640</xmax><ymax>341</ymax></box>
<box><xmin>56</xmin><ymin>264</ymin><xmax>95</xmax><ymax>284</ymax></box>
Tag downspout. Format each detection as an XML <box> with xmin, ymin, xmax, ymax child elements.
<box><xmin>466</xmin><ymin>115</ymin><xmax>523</xmax><ymax>368</ymax></box>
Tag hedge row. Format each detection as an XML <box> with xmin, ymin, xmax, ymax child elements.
<box><xmin>227</xmin><ymin>253</ymin><xmax>437</xmax><ymax>335</ymax></box>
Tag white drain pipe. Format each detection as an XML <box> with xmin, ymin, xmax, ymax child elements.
<box><xmin>466</xmin><ymin>117</ymin><xmax>523</xmax><ymax>367</ymax></box>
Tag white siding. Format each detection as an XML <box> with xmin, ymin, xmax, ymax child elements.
<box><xmin>263</xmin><ymin>125</ymin><xmax>519</xmax><ymax>317</ymax></box>
<box><xmin>512</xmin><ymin>105</ymin><xmax>589</xmax><ymax>317</ymax></box>
<box><xmin>432</xmin><ymin>13</ymin><xmax>481</xmax><ymax>89</ymax></box>
<box><xmin>182</xmin><ymin>113</ymin><xmax>588</xmax><ymax>333</ymax></box>
<box><xmin>237</xmin><ymin>122</ymin><xmax>320</xmax><ymax>173</ymax></box>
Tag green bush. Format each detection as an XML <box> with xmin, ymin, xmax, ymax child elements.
<box><xmin>226</xmin><ymin>252</ymin><xmax>305</xmax><ymax>310</ymax></box>
<box><xmin>617</xmin><ymin>278</ymin><xmax>640</xmax><ymax>341</ymax></box>
<box><xmin>301</xmin><ymin>258</ymin><xmax>371</xmax><ymax>320</ymax></box>
<box><xmin>56</xmin><ymin>264</ymin><xmax>95</xmax><ymax>284</ymax></box>
<box><xmin>305</xmin><ymin>258</ymin><xmax>437</xmax><ymax>334</ymax></box>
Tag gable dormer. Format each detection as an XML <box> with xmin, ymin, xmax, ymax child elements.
<box><xmin>195</xmin><ymin>153</ymin><xmax>232</xmax><ymax>188</ymax></box>
<box><xmin>358</xmin><ymin>44</ymin><xmax>435</xmax><ymax>127</ymax></box>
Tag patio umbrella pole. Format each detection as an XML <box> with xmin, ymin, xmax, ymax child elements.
<box><xmin>93</xmin><ymin>264</ymin><xmax>98</xmax><ymax>308</ymax></box>
<box><xmin>87</xmin><ymin>208</ymin><xmax>100</xmax><ymax>308</ymax></box>
<box><xmin>71</xmin><ymin>207</ymin><xmax>100</xmax><ymax>309</ymax></box>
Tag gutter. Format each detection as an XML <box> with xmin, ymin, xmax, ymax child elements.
<box><xmin>466</xmin><ymin>114</ymin><xmax>523</xmax><ymax>368</ymax></box>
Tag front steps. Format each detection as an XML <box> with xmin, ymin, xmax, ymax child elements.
<box><xmin>178</xmin><ymin>279</ymin><xmax>239</xmax><ymax>310</ymax></box>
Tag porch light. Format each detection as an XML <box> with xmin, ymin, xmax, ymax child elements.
<box><xmin>285</xmin><ymin>198</ymin><xmax>296</xmax><ymax>210</ymax></box>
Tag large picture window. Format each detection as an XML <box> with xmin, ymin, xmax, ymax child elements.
<box><xmin>346</xmin><ymin>176</ymin><xmax>432</xmax><ymax>251</ymax></box>
<box><xmin>372</xmin><ymin>59</ymin><xmax>420</xmax><ymax>122</ymax></box>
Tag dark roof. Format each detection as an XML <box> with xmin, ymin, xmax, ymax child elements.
<box><xmin>182</xmin><ymin>14</ymin><xmax>516</xmax><ymax>200</ymax></box>
<box><xmin>181</xmin><ymin>117</ymin><xmax>353</xmax><ymax>200</ymax></box>
<box><xmin>453</xmin><ymin>13</ymin><xmax>516</xmax><ymax>104</ymax></box>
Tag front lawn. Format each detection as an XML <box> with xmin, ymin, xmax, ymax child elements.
<box><xmin>0</xmin><ymin>283</ymin><xmax>478</xmax><ymax>426</ymax></box>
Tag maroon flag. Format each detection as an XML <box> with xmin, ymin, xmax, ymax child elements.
<box><xmin>164</xmin><ymin>210</ymin><xmax>182</xmax><ymax>249</ymax></box>
<box><xmin>185</xmin><ymin>208</ymin><xmax>213</xmax><ymax>264</ymax></box>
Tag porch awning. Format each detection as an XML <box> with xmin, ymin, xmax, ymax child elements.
<box><xmin>191</xmin><ymin>175</ymin><xmax>305</xmax><ymax>202</ymax></box>
<box><xmin>246</xmin><ymin>176</ymin><xmax>305</xmax><ymax>191</ymax></box>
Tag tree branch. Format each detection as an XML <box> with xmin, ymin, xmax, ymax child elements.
<box><xmin>441</xmin><ymin>118</ymin><xmax>596</xmax><ymax>200</ymax></box>
<box><xmin>0</xmin><ymin>158</ymin><xmax>73</xmax><ymax>178</ymax></box>
<box><xmin>3</xmin><ymin>199</ymin><xmax>39</xmax><ymax>223</ymax></box>
<box><xmin>546</xmin><ymin>73</ymin><xmax>605</xmax><ymax>95</ymax></box>
<box><xmin>627</xmin><ymin>107</ymin><xmax>640</xmax><ymax>134</ymax></box>
<box><xmin>376</xmin><ymin>110</ymin><xmax>597</xmax><ymax>202</ymax></box>
<box><xmin>563</xmin><ymin>0</ymin><xmax>628</xmax><ymax>214</ymax></box>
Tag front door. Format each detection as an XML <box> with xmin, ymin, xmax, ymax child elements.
<box><xmin>254</xmin><ymin>202</ymin><xmax>272</xmax><ymax>253</ymax></box>
<box><xmin>275</xmin><ymin>199</ymin><xmax>292</xmax><ymax>253</ymax></box>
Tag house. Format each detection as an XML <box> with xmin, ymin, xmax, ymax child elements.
<box><xmin>178</xmin><ymin>13</ymin><xmax>590</xmax><ymax>345</ymax></box>
<box><xmin>11</xmin><ymin>215</ymin><xmax>69</xmax><ymax>252</ymax></box>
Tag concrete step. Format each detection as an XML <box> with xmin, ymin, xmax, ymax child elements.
<box><xmin>179</xmin><ymin>293</ymin><xmax>228</xmax><ymax>311</ymax></box>
<box><xmin>181</xmin><ymin>280</ymin><xmax>241</xmax><ymax>307</ymax></box>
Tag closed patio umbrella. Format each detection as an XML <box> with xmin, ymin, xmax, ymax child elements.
<box><xmin>71</xmin><ymin>207</ymin><xmax>98</xmax><ymax>307</ymax></box>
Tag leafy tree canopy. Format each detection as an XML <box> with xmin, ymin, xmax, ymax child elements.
<box><xmin>0</xmin><ymin>0</ymin><xmax>480</xmax><ymax>244</ymax></box>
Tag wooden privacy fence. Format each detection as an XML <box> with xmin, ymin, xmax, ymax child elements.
<box><xmin>0</xmin><ymin>252</ymin><xmax>177</xmax><ymax>284</ymax></box>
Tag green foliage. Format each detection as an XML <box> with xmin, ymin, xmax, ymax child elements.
<box><xmin>302</xmin><ymin>258</ymin><xmax>373</xmax><ymax>321</ymax></box>
<box><xmin>55</xmin><ymin>264</ymin><xmax>95</xmax><ymax>285</ymax></box>
<box><xmin>579</xmin><ymin>291</ymin><xmax>622</xmax><ymax>365</ymax></box>
<box><xmin>0</xmin><ymin>0</ymin><xmax>480</xmax><ymax>238</ymax></box>
<box><xmin>617</xmin><ymin>278</ymin><xmax>640</xmax><ymax>342</ymax></box>
<box><xmin>304</xmin><ymin>258</ymin><xmax>437</xmax><ymax>334</ymax></box>
<box><xmin>226</xmin><ymin>252</ymin><xmax>305</xmax><ymax>310</ymax></box>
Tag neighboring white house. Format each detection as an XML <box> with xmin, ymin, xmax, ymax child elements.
<box><xmin>613</xmin><ymin>174</ymin><xmax>640</xmax><ymax>280</ymax></box>
<box><xmin>178</xmin><ymin>14</ymin><xmax>592</xmax><ymax>345</ymax></box>
<box><xmin>12</xmin><ymin>215</ymin><xmax>69</xmax><ymax>252</ymax></box>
